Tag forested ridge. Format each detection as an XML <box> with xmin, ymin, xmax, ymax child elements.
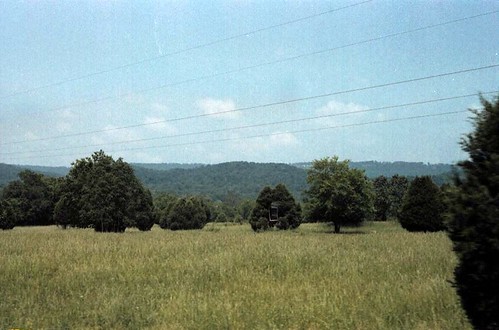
<box><xmin>1</xmin><ymin>161</ymin><xmax>453</xmax><ymax>200</ymax></box>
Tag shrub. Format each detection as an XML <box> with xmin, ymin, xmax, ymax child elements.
<box><xmin>161</xmin><ymin>196</ymin><xmax>210</xmax><ymax>230</ymax></box>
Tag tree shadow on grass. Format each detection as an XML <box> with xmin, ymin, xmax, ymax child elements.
<box><xmin>319</xmin><ymin>224</ymin><xmax>368</xmax><ymax>235</ymax></box>
<box><xmin>323</xmin><ymin>229</ymin><xmax>368</xmax><ymax>235</ymax></box>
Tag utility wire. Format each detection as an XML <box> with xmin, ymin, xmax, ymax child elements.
<box><xmin>1</xmin><ymin>109</ymin><xmax>468</xmax><ymax>161</ymax></box>
<box><xmin>0</xmin><ymin>0</ymin><xmax>374</xmax><ymax>99</ymax></box>
<box><xmin>1</xmin><ymin>63</ymin><xmax>497</xmax><ymax>146</ymax></box>
<box><xmin>114</xmin><ymin>110</ymin><xmax>469</xmax><ymax>153</ymax></box>
<box><xmin>4</xmin><ymin>9</ymin><xmax>497</xmax><ymax>120</ymax></box>
<box><xmin>2</xmin><ymin>91</ymin><xmax>496</xmax><ymax>156</ymax></box>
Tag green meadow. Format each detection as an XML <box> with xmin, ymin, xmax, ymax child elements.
<box><xmin>0</xmin><ymin>222</ymin><xmax>470</xmax><ymax>329</ymax></box>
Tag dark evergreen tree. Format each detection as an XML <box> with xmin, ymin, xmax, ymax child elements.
<box><xmin>447</xmin><ymin>95</ymin><xmax>499</xmax><ymax>330</ymax></box>
<box><xmin>56</xmin><ymin>151</ymin><xmax>155</xmax><ymax>232</ymax></box>
<box><xmin>373</xmin><ymin>176</ymin><xmax>390</xmax><ymax>221</ymax></box>
<box><xmin>250</xmin><ymin>184</ymin><xmax>301</xmax><ymax>231</ymax></box>
<box><xmin>304</xmin><ymin>157</ymin><xmax>374</xmax><ymax>233</ymax></box>
<box><xmin>399</xmin><ymin>176</ymin><xmax>445</xmax><ymax>232</ymax></box>
<box><xmin>249</xmin><ymin>186</ymin><xmax>273</xmax><ymax>232</ymax></box>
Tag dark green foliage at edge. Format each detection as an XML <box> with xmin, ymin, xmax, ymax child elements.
<box><xmin>447</xmin><ymin>95</ymin><xmax>499</xmax><ymax>330</ymax></box>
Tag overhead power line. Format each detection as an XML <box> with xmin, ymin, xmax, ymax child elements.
<box><xmin>5</xmin><ymin>9</ymin><xmax>497</xmax><ymax>120</ymax></box>
<box><xmin>2</xmin><ymin>91</ymin><xmax>495</xmax><ymax>157</ymax></box>
<box><xmin>113</xmin><ymin>110</ymin><xmax>469</xmax><ymax>153</ymax></box>
<box><xmin>1</xmin><ymin>63</ymin><xmax>497</xmax><ymax>146</ymax></box>
<box><xmin>0</xmin><ymin>0</ymin><xmax>374</xmax><ymax>100</ymax></box>
<box><xmin>0</xmin><ymin>109</ymin><xmax>469</xmax><ymax>162</ymax></box>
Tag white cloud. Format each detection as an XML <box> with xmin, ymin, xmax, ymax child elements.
<box><xmin>269</xmin><ymin>132</ymin><xmax>298</xmax><ymax>147</ymax></box>
<box><xmin>143</xmin><ymin>116</ymin><xmax>177</xmax><ymax>134</ymax></box>
<box><xmin>317</xmin><ymin>100</ymin><xmax>369</xmax><ymax>121</ymax></box>
<box><xmin>229</xmin><ymin>131</ymin><xmax>299</xmax><ymax>158</ymax></box>
<box><xmin>197</xmin><ymin>98</ymin><xmax>239</xmax><ymax>119</ymax></box>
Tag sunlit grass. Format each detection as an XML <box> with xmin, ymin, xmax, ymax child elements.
<box><xmin>0</xmin><ymin>222</ymin><xmax>470</xmax><ymax>329</ymax></box>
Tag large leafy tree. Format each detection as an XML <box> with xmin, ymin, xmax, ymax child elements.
<box><xmin>250</xmin><ymin>184</ymin><xmax>302</xmax><ymax>231</ymax></box>
<box><xmin>2</xmin><ymin>170</ymin><xmax>56</xmax><ymax>226</ymax></box>
<box><xmin>398</xmin><ymin>176</ymin><xmax>445</xmax><ymax>232</ymax></box>
<box><xmin>55</xmin><ymin>151</ymin><xmax>155</xmax><ymax>232</ymax></box>
<box><xmin>447</xmin><ymin>95</ymin><xmax>499</xmax><ymax>330</ymax></box>
<box><xmin>305</xmin><ymin>156</ymin><xmax>374</xmax><ymax>233</ymax></box>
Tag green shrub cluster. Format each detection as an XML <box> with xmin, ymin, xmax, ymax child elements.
<box><xmin>157</xmin><ymin>195</ymin><xmax>211</xmax><ymax>230</ymax></box>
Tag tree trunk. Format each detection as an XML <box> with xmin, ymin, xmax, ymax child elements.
<box><xmin>334</xmin><ymin>222</ymin><xmax>340</xmax><ymax>233</ymax></box>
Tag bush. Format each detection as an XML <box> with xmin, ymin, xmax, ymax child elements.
<box><xmin>161</xmin><ymin>196</ymin><xmax>210</xmax><ymax>230</ymax></box>
<box><xmin>399</xmin><ymin>176</ymin><xmax>445</xmax><ymax>232</ymax></box>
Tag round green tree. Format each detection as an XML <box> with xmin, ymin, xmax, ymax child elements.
<box><xmin>304</xmin><ymin>156</ymin><xmax>373</xmax><ymax>233</ymax></box>
<box><xmin>55</xmin><ymin>151</ymin><xmax>155</xmax><ymax>232</ymax></box>
<box><xmin>447</xmin><ymin>95</ymin><xmax>499</xmax><ymax>330</ymax></box>
<box><xmin>398</xmin><ymin>176</ymin><xmax>445</xmax><ymax>232</ymax></box>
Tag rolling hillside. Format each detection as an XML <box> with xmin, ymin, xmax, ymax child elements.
<box><xmin>1</xmin><ymin>161</ymin><xmax>455</xmax><ymax>200</ymax></box>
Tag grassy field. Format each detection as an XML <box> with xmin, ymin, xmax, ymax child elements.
<box><xmin>0</xmin><ymin>222</ymin><xmax>470</xmax><ymax>329</ymax></box>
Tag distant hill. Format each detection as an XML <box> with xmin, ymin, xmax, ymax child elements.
<box><xmin>132</xmin><ymin>163</ymin><xmax>203</xmax><ymax>171</ymax></box>
<box><xmin>132</xmin><ymin>162</ymin><xmax>308</xmax><ymax>200</ymax></box>
<box><xmin>1</xmin><ymin>160</ymin><xmax>455</xmax><ymax>200</ymax></box>
<box><xmin>293</xmin><ymin>161</ymin><xmax>454</xmax><ymax>178</ymax></box>
<box><xmin>0</xmin><ymin>163</ymin><xmax>69</xmax><ymax>186</ymax></box>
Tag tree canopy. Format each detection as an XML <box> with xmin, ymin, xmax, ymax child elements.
<box><xmin>446</xmin><ymin>95</ymin><xmax>499</xmax><ymax>329</ymax></box>
<box><xmin>54</xmin><ymin>151</ymin><xmax>154</xmax><ymax>232</ymax></box>
<box><xmin>1</xmin><ymin>170</ymin><xmax>57</xmax><ymax>227</ymax></box>
<box><xmin>304</xmin><ymin>156</ymin><xmax>374</xmax><ymax>233</ymax></box>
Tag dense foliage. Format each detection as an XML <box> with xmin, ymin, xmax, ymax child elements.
<box><xmin>55</xmin><ymin>151</ymin><xmax>154</xmax><ymax>232</ymax></box>
<box><xmin>250</xmin><ymin>184</ymin><xmax>302</xmax><ymax>231</ymax></box>
<box><xmin>159</xmin><ymin>196</ymin><xmax>211</xmax><ymax>230</ymax></box>
<box><xmin>304</xmin><ymin>157</ymin><xmax>374</xmax><ymax>233</ymax></box>
<box><xmin>398</xmin><ymin>176</ymin><xmax>445</xmax><ymax>232</ymax></box>
<box><xmin>446</xmin><ymin>95</ymin><xmax>499</xmax><ymax>330</ymax></box>
<box><xmin>1</xmin><ymin>170</ymin><xmax>57</xmax><ymax>227</ymax></box>
<box><xmin>0</xmin><ymin>199</ymin><xmax>21</xmax><ymax>230</ymax></box>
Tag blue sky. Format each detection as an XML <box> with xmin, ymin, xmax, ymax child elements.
<box><xmin>0</xmin><ymin>0</ymin><xmax>497</xmax><ymax>166</ymax></box>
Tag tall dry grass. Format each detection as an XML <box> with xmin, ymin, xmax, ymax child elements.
<box><xmin>0</xmin><ymin>222</ymin><xmax>470</xmax><ymax>329</ymax></box>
